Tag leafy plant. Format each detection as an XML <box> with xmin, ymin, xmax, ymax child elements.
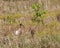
<box><xmin>31</xmin><ymin>3</ymin><xmax>46</xmax><ymax>23</ymax></box>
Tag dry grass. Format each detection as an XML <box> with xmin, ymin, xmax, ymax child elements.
<box><xmin>0</xmin><ymin>9</ymin><xmax>60</xmax><ymax>48</ymax></box>
<box><xmin>0</xmin><ymin>0</ymin><xmax>60</xmax><ymax>48</ymax></box>
<box><xmin>0</xmin><ymin>22</ymin><xmax>60</xmax><ymax>48</ymax></box>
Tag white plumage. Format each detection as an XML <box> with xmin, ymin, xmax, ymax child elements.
<box><xmin>15</xmin><ymin>28</ymin><xmax>21</xmax><ymax>36</ymax></box>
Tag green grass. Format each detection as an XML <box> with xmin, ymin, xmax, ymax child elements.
<box><xmin>0</xmin><ymin>13</ymin><xmax>22</xmax><ymax>19</ymax></box>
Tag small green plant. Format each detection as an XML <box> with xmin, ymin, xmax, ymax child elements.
<box><xmin>31</xmin><ymin>3</ymin><xmax>46</xmax><ymax>24</ymax></box>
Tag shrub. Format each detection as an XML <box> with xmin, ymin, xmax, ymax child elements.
<box><xmin>31</xmin><ymin>3</ymin><xmax>46</xmax><ymax>23</ymax></box>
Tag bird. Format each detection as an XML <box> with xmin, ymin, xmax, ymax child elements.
<box><xmin>29</xmin><ymin>27</ymin><xmax>35</xmax><ymax>38</ymax></box>
<box><xmin>14</xmin><ymin>23</ymin><xmax>24</xmax><ymax>36</ymax></box>
<box><xmin>56</xmin><ymin>14</ymin><xmax>60</xmax><ymax>22</ymax></box>
<box><xmin>31</xmin><ymin>29</ymin><xmax>35</xmax><ymax>38</ymax></box>
<box><xmin>15</xmin><ymin>28</ymin><xmax>22</xmax><ymax>36</ymax></box>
